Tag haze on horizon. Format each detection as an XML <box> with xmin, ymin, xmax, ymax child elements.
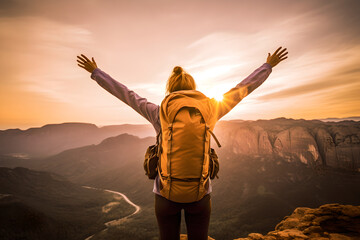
<box><xmin>1</xmin><ymin>0</ymin><xmax>360</xmax><ymax>130</ymax></box>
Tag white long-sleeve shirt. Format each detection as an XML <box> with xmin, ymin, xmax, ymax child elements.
<box><xmin>90</xmin><ymin>63</ymin><xmax>272</xmax><ymax>195</ymax></box>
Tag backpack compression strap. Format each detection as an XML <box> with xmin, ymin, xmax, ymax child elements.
<box><xmin>167</xmin><ymin>123</ymin><xmax>173</xmax><ymax>191</ymax></box>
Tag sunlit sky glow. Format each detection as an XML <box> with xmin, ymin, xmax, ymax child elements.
<box><xmin>1</xmin><ymin>0</ymin><xmax>359</xmax><ymax>130</ymax></box>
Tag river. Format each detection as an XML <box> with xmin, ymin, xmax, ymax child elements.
<box><xmin>83</xmin><ymin>186</ymin><xmax>141</xmax><ymax>240</ymax></box>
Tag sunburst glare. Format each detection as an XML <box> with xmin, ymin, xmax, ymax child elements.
<box><xmin>203</xmin><ymin>88</ymin><xmax>224</xmax><ymax>102</ymax></box>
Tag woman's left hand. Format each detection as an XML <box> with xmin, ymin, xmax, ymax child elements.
<box><xmin>77</xmin><ymin>54</ymin><xmax>98</xmax><ymax>73</ymax></box>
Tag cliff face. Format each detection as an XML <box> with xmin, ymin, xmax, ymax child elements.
<box><xmin>214</xmin><ymin>118</ymin><xmax>360</xmax><ymax>172</ymax></box>
<box><xmin>235</xmin><ymin>204</ymin><xmax>360</xmax><ymax>240</ymax></box>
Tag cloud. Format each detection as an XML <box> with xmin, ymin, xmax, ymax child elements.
<box><xmin>1</xmin><ymin>0</ymin><xmax>360</xmax><ymax>129</ymax></box>
<box><xmin>257</xmin><ymin>58</ymin><xmax>360</xmax><ymax>101</ymax></box>
<box><xmin>0</xmin><ymin>16</ymin><xmax>95</xmax><ymax>103</ymax></box>
<box><xmin>178</xmin><ymin>6</ymin><xmax>360</xmax><ymax>120</ymax></box>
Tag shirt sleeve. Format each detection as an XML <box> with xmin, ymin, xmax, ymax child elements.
<box><xmin>90</xmin><ymin>68</ymin><xmax>161</xmax><ymax>133</ymax></box>
<box><xmin>212</xmin><ymin>63</ymin><xmax>272</xmax><ymax>120</ymax></box>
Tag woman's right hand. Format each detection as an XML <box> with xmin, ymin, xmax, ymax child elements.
<box><xmin>266</xmin><ymin>47</ymin><xmax>288</xmax><ymax>68</ymax></box>
<box><xmin>77</xmin><ymin>54</ymin><xmax>98</xmax><ymax>73</ymax></box>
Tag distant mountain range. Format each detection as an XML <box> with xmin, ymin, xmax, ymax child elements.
<box><xmin>0</xmin><ymin>123</ymin><xmax>154</xmax><ymax>158</ymax></box>
<box><xmin>0</xmin><ymin>117</ymin><xmax>359</xmax><ymax>239</ymax></box>
<box><xmin>1</xmin><ymin>116</ymin><xmax>358</xmax><ymax>159</ymax></box>
<box><xmin>316</xmin><ymin>116</ymin><xmax>360</xmax><ymax>122</ymax></box>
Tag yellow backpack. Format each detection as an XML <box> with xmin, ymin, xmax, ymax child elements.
<box><xmin>158</xmin><ymin>90</ymin><xmax>221</xmax><ymax>203</ymax></box>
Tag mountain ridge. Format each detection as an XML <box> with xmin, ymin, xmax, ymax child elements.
<box><xmin>0</xmin><ymin>122</ymin><xmax>154</xmax><ymax>158</ymax></box>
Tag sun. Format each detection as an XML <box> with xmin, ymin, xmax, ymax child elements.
<box><xmin>214</xmin><ymin>93</ymin><xmax>224</xmax><ymax>102</ymax></box>
<box><xmin>204</xmin><ymin>89</ymin><xmax>224</xmax><ymax>102</ymax></box>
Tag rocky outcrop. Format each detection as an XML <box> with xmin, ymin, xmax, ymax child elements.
<box><xmin>214</xmin><ymin>118</ymin><xmax>360</xmax><ymax>172</ymax></box>
<box><xmin>180</xmin><ymin>234</ymin><xmax>214</xmax><ymax>240</ymax></box>
<box><xmin>235</xmin><ymin>204</ymin><xmax>360</xmax><ymax>240</ymax></box>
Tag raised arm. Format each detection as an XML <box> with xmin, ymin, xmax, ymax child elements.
<box><xmin>213</xmin><ymin>47</ymin><xmax>288</xmax><ymax>120</ymax></box>
<box><xmin>77</xmin><ymin>54</ymin><xmax>160</xmax><ymax>132</ymax></box>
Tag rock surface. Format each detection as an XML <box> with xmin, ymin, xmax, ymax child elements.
<box><xmin>214</xmin><ymin>118</ymin><xmax>360</xmax><ymax>172</ymax></box>
<box><xmin>180</xmin><ymin>234</ymin><xmax>214</xmax><ymax>240</ymax></box>
<box><xmin>234</xmin><ymin>203</ymin><xmax>360</xmax><ymax>240</ymax></box>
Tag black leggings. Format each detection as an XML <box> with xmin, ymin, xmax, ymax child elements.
<box><xmin>155</xmin><ymin>193</ymin><xmax>211</xmax><ymax>240</ymax></box>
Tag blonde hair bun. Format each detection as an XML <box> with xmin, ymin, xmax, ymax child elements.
<box><xmin>173</xmin><ymin>66</ymin><xmax>183</xmax><ymax>75</ymax></box>
<box><xmin>166</xmin><ymin>66</ymin><xmax>196</xmax><ymax>94</ymax></box>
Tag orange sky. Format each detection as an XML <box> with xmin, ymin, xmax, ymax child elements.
<box><xmin>1</xmin><ymin>0</ymin><xmax>359</xmax><ymax>130</ymax></box>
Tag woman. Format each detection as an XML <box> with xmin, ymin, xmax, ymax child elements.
<box><xmin>77</xmin><ymin>47</ymin><xmax>288</xmax><ymax>240</ymax></box>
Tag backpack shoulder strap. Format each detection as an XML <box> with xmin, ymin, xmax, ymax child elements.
<box><xmin>207</xmin><ymin>128</ymin><xmax>221</xmax><ymax>148</ymax></box>
<box><xmin>156</xmin><ymin>130</ymin><xmax>162</xmax><ymax>156</ymax></box>
<box><xmin>160</xmin><ymin>91</ymin><xmax>213</xmax><ymax>125</ymax></box>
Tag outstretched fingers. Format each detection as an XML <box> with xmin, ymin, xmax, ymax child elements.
<box><xmin>279</xmin><ymin>56</ymin><xmax>288</xmax><ymax>62</ymax></box>
<box><xmin>77</xmin><ymin>55</ymin><xmax>88</xmax><ymax>64</ymax></box>
<box><xmin>77</xmin><ymin>59</ymin><xmax>86</xmax><ymax>65</ymax></box>
<box><xmin>273</xmin><ymin>46</ymin><xmax>282</xmax><ymax>56</ymax></box>
<box><xmin>278</xmin><ymin>48</ymin><xmax>287</xmax><ymax>56</ymax></box>
<box><xmin>279</xmin><ymin>51</ymin><xmax>288</xmax><ymax>58</ymax></box>
<box><xmin>81</xmin><ymin>54</ymin><xmax>91</xmax><ymax>62</ymax></box>
<box><xmin>77</xmin><ymin>64</ymin><xmax>86</xmax><ymax>69</ymax></box>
